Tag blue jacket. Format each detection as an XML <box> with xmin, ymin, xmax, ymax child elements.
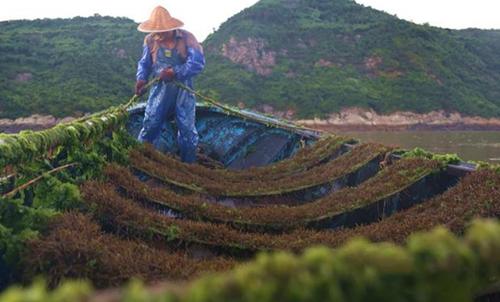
<box><xmin>136</xmin><ymin>29</ymin><xmax>205</xmax><ymax>85</ymax></box>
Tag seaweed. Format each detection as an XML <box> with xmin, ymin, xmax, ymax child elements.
<box><xmin>106</xmin><ymin>158</ymin><xmax>440</xmax><ymax>231</ymax></box>
<box><xmin>4</xmin><ymin>135</ymin><xmax>497</xmax><ymax>297</ymax></box>
<box><xmin>401</xmin><ymin>147</ymin><xmax>462</xmax><ymax>165</ymax></box>
<box><xmin>7</xmin><ymin>219</ymin><xmax>500</xmax><ymax>302</ymax></box>
<box><xmin>0</xmin><ymin>109</ymin><xmax>128</xmax><ymax>171</ymax></box>
<box><xmin>139</xmin><ymin>135</ymin><xmax>346</xmax><ymax>182</ymax></box>
<box><xmin>316</xmin><ymin>169</ymin><xmax>500</xmax><ymax>247</ymax></box>
<box><xmin>60</xmin><ymin>169</ymin><xmax>500</xmax><ymax>255</ymax></box>
<box><xmin>23</xmin><ymin>213</ymin><xmax>235</xmax><ymax>288</ymax></box>
<box><xmin>81</xmin><ymin>181</ymin><xmax>322</xmax><ymax>252</ymax></box>
<box><xmin>131</xmin><ymin>143</ymin><xmax>390</xmax><ymax>196</ymax></box>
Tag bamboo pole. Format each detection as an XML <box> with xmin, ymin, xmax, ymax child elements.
<box><xmin>2</xmin><ymin>163</ymin><xmax>77</xmax><ymax>199</ymax></box>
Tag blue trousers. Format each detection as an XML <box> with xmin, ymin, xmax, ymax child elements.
<box><xmin>138</xmin><ymin>81</ymin><xmax>199</xmax><ymax>163</ymax></box>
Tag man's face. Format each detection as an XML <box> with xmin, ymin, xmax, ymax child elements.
<box><xmin>157</xmin><ymin>31</ymin><xmax>175</xmax><ymax>40</ymax></box>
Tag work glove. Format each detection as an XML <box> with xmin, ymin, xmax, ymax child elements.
<box><xmin>160</xmin><ymin>67</ymin><xmax>176</xmax><ymax>82</ymax></box>
<box><xmin>135</xmin><ymin>80</ymin><xmax>147</xmax><ymax>96</ymax></box>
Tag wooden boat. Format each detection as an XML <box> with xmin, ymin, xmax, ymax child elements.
<box><xmin>0</xmin><ymin>98</ymin><xmax>499</xmax><ymax>300</ymax></box>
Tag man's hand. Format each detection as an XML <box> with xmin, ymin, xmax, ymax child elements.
<box><xmin>160</xmin><ymin>67</ymin><xmax>175</xmax><ymax>82</ymax></box>
<box><xmin>135</xmin><ymin>80</ymin><xmax>147</xmax><ymax>96</ymax></box>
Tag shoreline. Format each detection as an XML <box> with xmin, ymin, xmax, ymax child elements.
<box><xmin>298</xmin><ymin>123</ymin><xmax>500</xmax><ymax>132</ymax></box>
<box><xmin>2</xmin><ymin>108</ymin><xmax>500</xmax><ymax>134</ymax></box>
<box><xmin>295</xmin><ymin>108</ymin><xmax>500</xmax><ymax>132</ymax></box>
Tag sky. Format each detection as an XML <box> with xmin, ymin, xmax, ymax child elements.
<box><xmin>1</xmin><ymin>0</ymin><xmax>500</xmax><ymax>41</ymax></box>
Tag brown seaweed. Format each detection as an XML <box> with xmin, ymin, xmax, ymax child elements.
<box><xmin>23</xmin><ymin>213</ymin><xmax>235</xmax><ymax>288</ymax></box>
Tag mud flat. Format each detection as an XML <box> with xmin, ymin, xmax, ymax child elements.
<box><xmin>0</xmin><ymin>114</ymin><xmax>75</xmax><ymax>133</ymax></box>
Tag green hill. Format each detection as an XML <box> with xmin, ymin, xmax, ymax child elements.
<box><xmin>198</xmin><ymin>0</ymin><xmax>500</xmax><ymax>118</ymax></box>
<box><xmin>1</xmin><ymin>0</ymin><xmax>500</xmax><ymax>119</ymax></box>
<box><xmin>0</xmin><ymin>16</ymin><xmax>142</xmax><ymax>119</ymax></box>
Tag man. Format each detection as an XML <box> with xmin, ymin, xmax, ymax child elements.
<box><xmin>135</xmin><ymin>6</ymin><xmax>205</xmax><ymax>163</ymax></box>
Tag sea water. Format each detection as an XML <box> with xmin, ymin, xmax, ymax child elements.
<box><xmin>337</xmin><ymin>131</ymin><xmax>500</xmax><ymax>163</ymax></box>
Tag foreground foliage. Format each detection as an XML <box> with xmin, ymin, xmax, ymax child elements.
<box><xmin>3</xmin><ymin>219</ymin><xmax>500</xmax><ymax>302</ymax></box>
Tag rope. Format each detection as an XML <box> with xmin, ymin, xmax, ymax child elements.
<box><xmin>124</xmin><ymin>78</ymin><xmax>160</xmax><ymax>108</ymax></box>
<box><xmin>172</xmin><ymin>80</ymin><xmax>323</xmax><ymax>134</ymax></box>
<box><xmin>122</xmin><ymin>76</ymin><xmax>321</xmax><ymax>134</ymax></box>
<box><xmin>65</xmin><ymin>78</ymin><xmax>161</xmax><ymax>125</ymax></box>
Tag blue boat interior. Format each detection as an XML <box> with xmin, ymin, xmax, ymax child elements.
<box><xmin>127</xmin><ymin>102</ymin><xmax>320</xmax><ymax>169</ymax></box>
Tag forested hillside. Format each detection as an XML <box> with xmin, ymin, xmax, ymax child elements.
<box><xmin>0</xmin><ymin>16</ymin><xmax>142</xmax><ymax>118</ymax></box>
<box><xmin>1</xmin><ymin>0</ymin><xmax>500</xmax><ymax>119</ymax></box>
<box><xmin>198</xmin><ymin>0</ymin><xmax>500</xmax><ymax>118</ymax></box>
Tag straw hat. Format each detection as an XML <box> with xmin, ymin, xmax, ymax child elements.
<box><xmin>138</xmin><ymin>6</ymin><xmax>184</xmax><ymax>33</ymax></box>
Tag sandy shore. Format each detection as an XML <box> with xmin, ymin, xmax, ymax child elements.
<box><xmin>296</xmin><ymin>108</ymin><xmax>500</xmax><ymax>131</ymax></box>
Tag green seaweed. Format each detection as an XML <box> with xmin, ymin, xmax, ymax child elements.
<box><xmin>401</xmin><ymin>147</ymin><xmax>462</xmax><ymax>166</ymax></box>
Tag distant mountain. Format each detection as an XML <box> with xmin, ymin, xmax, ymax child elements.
<box><xmin>1</xmin><ymin>1</ymin><xmax>500</xmax><ymax>119</ymax></box>
<box><xmin>198</xmin><ymin>0</ymin><xmax>500</xmax><ymax>118</ymax></box>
